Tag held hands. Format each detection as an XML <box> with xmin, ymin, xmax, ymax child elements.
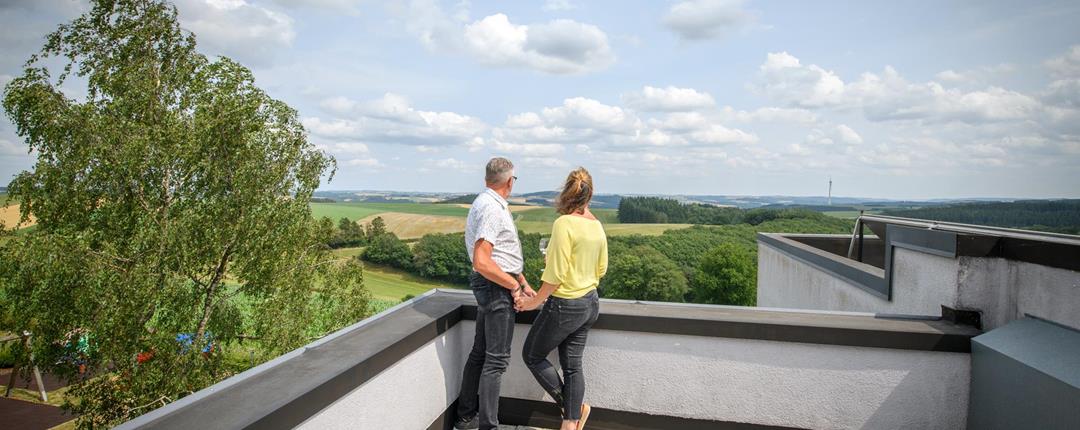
<box><xmin>513</xmin><ymin>280</ymin><xmax>540</xmax><ymax>312</ymax></box>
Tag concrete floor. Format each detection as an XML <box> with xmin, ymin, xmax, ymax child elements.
<box><xmin>497</xmin><ymin>426</ymin><xmax>551</xmax><ymax>430</ymax></box>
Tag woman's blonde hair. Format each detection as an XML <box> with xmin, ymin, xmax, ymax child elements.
<box><xmin>556</xmin><ymin>167</ymin><xmax>593</xmax><ymax>215</ymax></box>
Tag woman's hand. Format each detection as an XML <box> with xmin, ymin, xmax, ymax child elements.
<box><xmin>514</xmin><ymin>295</ymin><xmax>541</xmax><ymax>312</ymax></box>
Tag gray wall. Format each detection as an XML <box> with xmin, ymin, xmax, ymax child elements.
<box><xmin>758</xmin><ymin>243</ymin><xmax>958</xmax><ymax>318</ymax></box>
<box><xmin>296</xmin><ymin>324</ymin><xmax>467</xmax><ymax>429</ymax></box>
<box><xmin>759</xmin><ymin>238</ymin><xmax>1080</xmax><ymax>331</ymax></box>
<box><xmin>303</xmin><ymin>320</ymin><xmax>971</xmax><ymax>429</ymax></box>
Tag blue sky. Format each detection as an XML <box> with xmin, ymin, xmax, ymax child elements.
<box><xmin>1</xmin><ymin>0</ymin><xmax>1079</xmax><ymax>199</ymax></box>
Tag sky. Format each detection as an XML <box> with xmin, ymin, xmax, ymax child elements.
<box><xmin>1</xmin><ymin>0</ymin><xmax>1079</xmax><ymax>199</ymax></box>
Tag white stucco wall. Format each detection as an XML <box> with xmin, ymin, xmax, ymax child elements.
<box><xmin>759</xmin><ymin>238</ymin><xmax>1080</xmax><ymax>331</ymax></box>
<box><xmin>499</xmin><ymin>323</ymin><xmax>970</xmax><ymax>430</ymax></box>
<box><xmin>297</xmin><ymin>324</ymin><xmax>467</xmax><ymax>430</ymax></box>
<box><xmin>757</xmin><ymin>242</ymin><xmax>959</xmax><ymax>318</ymax></box>
<box><xmin>298</xmin><ymin>319</ymin><xmax>970</xmax><ymax>429</ymax></box>
<box><xmin>957</xmin><ymin>257</ymin><xmax>1080</xmax><ymax>331</ymax></box>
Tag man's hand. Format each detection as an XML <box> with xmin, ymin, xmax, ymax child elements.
<box><xmin>521</xmin><ymin>282</ymin><xmax>537</xmax><ymax>298</ymax></box>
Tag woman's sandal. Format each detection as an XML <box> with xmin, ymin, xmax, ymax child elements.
<box><xmin>578</xmin><ymin>403</ymin><xmax>591</xmax><ymax>429</ymax></box>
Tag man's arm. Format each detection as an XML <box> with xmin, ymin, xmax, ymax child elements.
<box><xmin>473</xmin><ymin>239</ymin><xmax>521</xmax><ymax>291</ymax></box>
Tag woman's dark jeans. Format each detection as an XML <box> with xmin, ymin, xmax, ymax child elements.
<box><xmin>522</xmin><ymin>290</ymin><xmax>600</xmax><ymax>420</ymax></box>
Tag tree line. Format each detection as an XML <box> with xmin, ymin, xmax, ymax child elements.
<box><xmin>882</xmin><ymin>200</ymin><xmax>1080</xmax><ymax>234</ymax></box>
<box><xmin>350</xmin><ymin>214</ymin><xmax>853</xmax><ymax>307</ymax></box>
<box><xmin>617</xmin><ymin>196</ymin><xmax>841</xmax><ymax>226</ymax></box>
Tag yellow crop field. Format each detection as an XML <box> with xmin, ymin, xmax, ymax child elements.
<box><xmin>1</xmin><ymin>203</ymin><xmax>35</xmax><ymax>230</ymax></box>
<box><xmin>358</xmin><ymin>212</ymin><xmax>466</xmax><ymax>239</ymax></box>
<box><xmin>455</xmin><ymin>203</ymin><xmax>544</xmax><ymax>213</ymax></box>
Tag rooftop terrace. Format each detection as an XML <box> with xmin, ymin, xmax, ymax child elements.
<box><xmin>117</xmin><ymin>288</ymin><xmax>981</xmax><ymax>429</ymax></box>
<box><xmin>116</xmin><ymin>216</ymin><xmax>1080</xmax><ymax>430</ymax></box>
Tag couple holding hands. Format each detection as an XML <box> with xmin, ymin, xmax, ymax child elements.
<box><xmin>456</xmin><ymin>157</ymin><xmax>608</xmax><ymax>430</ymax></box>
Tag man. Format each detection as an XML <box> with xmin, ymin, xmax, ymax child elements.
<box><xmin>455</xmin><ymin>157</ymin><xmax>536</xmax><ymax>430</ymax></box>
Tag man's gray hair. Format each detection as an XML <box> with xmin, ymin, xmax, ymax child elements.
<box><xmin>485</xmin><ymin>157</ymin><xmax>514</xmax><ymax>184</ymax></box>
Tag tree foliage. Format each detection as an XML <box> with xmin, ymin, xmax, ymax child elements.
<box><xmin>882</xmin><ymin>199</ymin><xmax>1080</xmax><ymax>234</ymax></box>
<box><xmin>692</xmin><ymin>243</ymin><xmax>757</xmax><ymax>306</ymax></box>
<box><xmin>0</xmin><ymin>1</ymin><xmax>368</xmax><ymax>426</ymax></box>
<box><xmin>412</xmin><ymin>232</ymin><xmax>471</xmax><ymax>283</ymax></box>
<box><xmin>326</xmin><ymin>216</ymin><xmax>365</xmax><ymax>248</ymax></box>
<box><xmin>599</xmin><ymin>246</ymin><xmax>688</xmax><ymax>302</ymax></box>
<box><xmin>362</xmin><ymin>232</ymin><xmax>413</xmax><ymax>270</ymax></box>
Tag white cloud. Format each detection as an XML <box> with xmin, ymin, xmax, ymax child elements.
<box><xmin>462</xmin><ymin>14</ymin><xmax>615</xmax><ymax>74</ymax></box>
<box><xmin>1045</xmin><ymin>45</ymin><xmax>1080</xmax><ymax>78</ymax></box>
<box><xmin>622</xmin><ymin>86</ymin><xmax>716</xmax><ymax>112</ymax></box>
<box><xmin>522</xmin><ymin>157</ymin><xmax>569</xmax><ymax>168</ymax></box>
<box><xmin>317</xmin><ymin>142</ymin><xmax>370</xmax><ymax>154</ymax></box>
<box><xmin>805</xmin><ymin>125</ymin><xmax>861</xmax><ymax>146</ymax></box>
<box><xmin>757</xmin><ymin>51</ymin><xmax>846</xmax><ymax>108</ymax></box>
<box><xmin>268</xmin><ymin>0</ymin><xmax>364</xmax><ymax>14</ymax></box>
<box><xmin>1042</xmin><ymin>78</ymin><xmax>1080</xmax><ymax>109</ymax></box>
<box><xmin>542</xmin><ymin>0</ymin><xmax>577</xmax><ymax>12</ymax></box>
<box><xmin>835</xmin><ymin>124</ymin><xmax>863</xmax><ymax>144</ymax></box>
<box><xmin>489</xmin><ymin>140</ymin><xmax>565</xmax><ymax>156</ymax></box>
<box><xmin>304</xmin><ymin>93</ymin><xmax>487</xmax><ymax>145</ymax></box>
<box><xmin>688</xmin><ymin>124</ymin><xmax>758</xmax><ymax>145</ymax></box>
<box><xmin>662</xmin><ymin>0</ymin><xmax>754</xmax><ymax>41</ymax></box>
<box><xmin>540</xmin><ymin>97</ymin><xmax>637</xmax><ymax>131</ymax></box>
<box><xmin>429</xmin><ymin>157</ymin><xmax>473</xmax><ymax>172</ymax></box>
<box><xmin>174</xmin><ymin>0</ymin><xmax>295</xmax><ymax>66</ymax></box>
<box><xmin>851</xmin><ymin>67</ymin><xmax>1041</xmax><ymax>123</ymax></box>
<box><xmin>0</xmin><ymin>138</ymin><xmax>31</xmax><ymax>156</ymax></box>
<box><xmin>719</xmin><ymin>106</ymin><xmax>818</xmax><ymax>124</ymax></box>
<box><xmin>935</xmin><ymin>70</ymin><xmax>965</xmax><ymax>82</ymax></box>
<box><xmin>345</xmin><ymin>157</ymin><xmax>383</xmax><ymax>168</ymax></box>
<box><xmin>397</xmin><ymin>2</ymin><xmax>614</xmax><ymax>75</ymax></box>
<box><xmin>758</xmin><ymin>52</ymin><xmax>1044</xmax><ymax>125</ymax></box>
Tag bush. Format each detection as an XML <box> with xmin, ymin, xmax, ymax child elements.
<box><xmin>600</xmin><ymin>246</ymin><xmax>688</xmax><ymax>302</ymax></box>
<box><xmin>412</xmin><ymin>233</ymin><xmax>471</xmax><ymax>284</ymax></box>
<box><xmin>362</xmin><ymin>233</ymin><xmax>413</xmax><ymax>270</ymax></box>
<box><xmin>691</xmin><ymin>243</ymin><xmax>757</xmax><ymax>306</ymax></box>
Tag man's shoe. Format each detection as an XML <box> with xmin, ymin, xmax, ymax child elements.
<box><xmin>453</xmin><ymin>415</ymin><xmax>479</xmax><ymax>430</ymax></box>
<box><xmin>578</xmin><ymin>403</ymin><xmax>591</xmax><ymax>430</ymax></box>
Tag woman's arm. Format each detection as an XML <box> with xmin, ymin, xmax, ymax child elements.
<box><xmin>516</xmin><ymin>281</ymin><xmax>558</xmax><ymax>311</ymax></box>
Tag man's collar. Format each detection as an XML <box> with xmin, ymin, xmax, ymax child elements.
<box><xmin>484</xmin><ymin>187</ymin><xmax>508</xmax><ymax>209</ymax></box>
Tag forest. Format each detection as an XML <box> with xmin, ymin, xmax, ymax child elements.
<box><xmin>882</xmin><ymin>200</ymin><xmax>1080</xmax><ymax>234</ymax></box>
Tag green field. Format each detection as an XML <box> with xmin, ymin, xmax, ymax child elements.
<box><xmin>310</xmin><ymin>202</ymin><xmax>469</xmax><ymax>221</ymax></box>
<box><xmin>516</xmin><ymin>220</ymin><xmax>690</xmax><ymax>236</ymax></box>
<box><xmin>823</xmin><ymin>210</ymin><xmax>882</xmax><ymax>219</ymax></box>
<box><xmin>511</xmin><ymin>207</ymin><xmax>619</xmax><ymax>224</ymax></box>
<box><xmin>362</xmin><ymin>263</ymin><xmax>462</xmax><ymax>300</ymax></box>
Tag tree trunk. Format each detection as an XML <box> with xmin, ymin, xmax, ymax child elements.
<box><xmin>193</xmin><ymin>246</ymin><xmax>232</xmax><ymax>346</ymax></box>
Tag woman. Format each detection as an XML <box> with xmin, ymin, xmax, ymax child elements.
<box><xmin>514</xmin><ymin>167</ymin><xmax>607</xmax><ymax>430</ymax></box>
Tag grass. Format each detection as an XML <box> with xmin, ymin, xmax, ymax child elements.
<box><xmin>824</xmin><ymin>210</ymin><xmax>881</xmax><ymax>219</ymax></box>
<box><xmin>516</xmin><ymin>220</ymin><xmax>691</xmax><ymax>236</ymax></box>
<box><xmin>362</xmin><ymin>262</ymin><xmax>462</xmax><ymax>300</ymax></box>
<box><xmin>310</xmin><ymin>202</ymin><xmax>469</xmax><ymax>222</ymax></box>
<box><xmin>511</xmin><ymin>207</ymin><xmax>620</xmax><ymax>224</ymax></box>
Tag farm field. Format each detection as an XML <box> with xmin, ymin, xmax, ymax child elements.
<box><xmin>357</xmin><ymin>212</ymin><xmax>465</xmax><ymax>239</ymax></box>
<box><xmin>310</xmin><ymin>202</ymin><xmax>469</xmax><ymax>221</ymax></box>
<box><xmin>515</xmin><ymin>220</ymin><xmax>691</xmax><ymax>236</ymax></box>
<box><xmin>824</xmin><ymin>210</ymin><xmax>882</xmax><ymax>219</ymax></box>
<box><xmin>361</xmin><ymin>263</ymin><xmax>462</xmax><ymax>300</ymax></box>
<box><xmin>1</xmin><ymin>193</ymin><xmax>36</xmax><ymax>230</ymax></box>
<box><xmin>310</xmin><ymin>201</ymin><xmax>688</xmax><ymax>238</ymax></box>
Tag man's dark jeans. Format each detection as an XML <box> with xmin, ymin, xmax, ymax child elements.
<box><xmin>522</xmin><ymin>290</ymin><xmax>600</xmax><ymax>421</ymax></box>
<box><xmin>457</xmin><ymin>271</ymin><xmax>516</xmax><ymax>430</ymax></box>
